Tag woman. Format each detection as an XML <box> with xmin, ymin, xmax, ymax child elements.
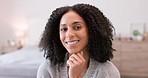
<box><xmin>37</xmin><ymin>3</ymin><xmax>120</xmax><ymax>78</ymax></box>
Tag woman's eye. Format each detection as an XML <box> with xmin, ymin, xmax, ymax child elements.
<box><xmin>60</xmin><ymin>28</ymin><xmax>67</xmax><ymax>32</ymax></box>
<box><xmin>74</xmin><ymin>25</ymin><xmax>81</xmax><ymax>30</ymax></box>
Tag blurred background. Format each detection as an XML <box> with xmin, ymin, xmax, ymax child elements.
<box><xmin>0</xmin><ymin>0</ymin><xmax>148</xmax><ymax>78</ymax></box>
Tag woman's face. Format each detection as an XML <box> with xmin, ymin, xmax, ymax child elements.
<box><xmin>59</xmin><ymin>10</ymin><xmax>89</xmax><ymax>54</ymax></box>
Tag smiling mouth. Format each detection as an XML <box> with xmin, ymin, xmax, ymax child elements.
<box><xmin>66</xmin><ymin>40</ymin><xmax>79</xmax><ymax>45</ymax></box>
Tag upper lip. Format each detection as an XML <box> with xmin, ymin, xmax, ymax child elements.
<box><xmin>65</xmin><ymin>40</ymin><xmax>79</xmax><ymax>43</ymax></box>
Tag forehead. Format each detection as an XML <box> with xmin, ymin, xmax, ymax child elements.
<box><xmin>60</xmin><ymin>10</ymin><xmax>85</xmax><ymax>24</ymax></box>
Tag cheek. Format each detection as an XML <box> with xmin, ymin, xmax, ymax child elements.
<box><xmin>82</xmin><ymin>30</ymin><xmax>89</xmax><ymax>40</ymax></box>
<box><xmin>84</xmin><ymin>35</ymin><xmax>89</xmax><ymax>44</ymax></box>
<box><xmin>60</xmin><ymin>33</ymin><xmax>65</xmax><ymax>43</ymax></box>
<box><xmin>83</xmin><ymin>32</ymin><xmax>89</xmax><ymax>44</ymax></box>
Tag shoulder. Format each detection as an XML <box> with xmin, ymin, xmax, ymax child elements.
<box><xmin>102</xmin><ymin>61</ymin><xmax>120</xmax><ymax>73</ymax></box>
<box><xmin>38</xmin><ymin>59</ymin><xmax>51</xmax><ymax>71</ymax></box>
<box><xmin>98</xmin><ymin>61</ymin><xmax>120</xmax><ymax>78</ymax></box>
<box><xmin>37</xmin><ymin>59</ymin><xmax>55</xmax><ymax>78</ymax></box>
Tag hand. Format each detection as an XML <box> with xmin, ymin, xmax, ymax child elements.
<box><xmin>67</xmin><ymin>51</ymin><xmax>87</xmax><ymax>78</ymax></box>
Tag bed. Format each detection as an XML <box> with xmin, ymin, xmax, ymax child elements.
<box><xmin>0</xmin><ymin>45</ymin><xmax>45</xmax><ymax>78</ymax></box>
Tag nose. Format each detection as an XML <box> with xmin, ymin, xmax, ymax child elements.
<box><xmin>66</xmin><ymin>28</ymin><xmax>75</xmax><ymax>38</ymax></box>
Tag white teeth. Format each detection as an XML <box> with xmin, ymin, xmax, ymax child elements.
<box><xmin>67</xmin><ymin>41</ymin><xmax>78</xmax><ymax>45</ymax></box>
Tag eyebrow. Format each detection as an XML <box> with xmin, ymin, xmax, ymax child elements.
<box><xmin>60</xmin><ymin>24</ymin><xmax>66</xmax><ymax>27</ymax></box>
<box><xmin>72</xmin><ymin>21</ymin><xmax>83</xmax><ymax>25</ymax></box>
<box><xmin>60</xmin><ymin>21</ymin><xmax>83</xmax><ymax>27</ymax></box>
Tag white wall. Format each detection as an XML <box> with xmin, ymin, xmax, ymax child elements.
<box><xmin>0</xmin><ymin>0</ymin><xmax>148</xmax><ymax>45</ymax></box>
<box><xmin>0</xmin><ymin>0</ymin><xmax>14</xmax><ymax>45</ymax></box>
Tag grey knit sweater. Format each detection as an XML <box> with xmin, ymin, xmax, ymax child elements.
<box><xmin>37</xmin><ymin>59</ymin><xmax>120</xmax><ymax>78</ymax></box>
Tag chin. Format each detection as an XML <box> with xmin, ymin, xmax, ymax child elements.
<box><xmin>67</xmin><ymin>50</ymin><xmax>80</xmax><ymax>54</ymax></box>
<box><xmin>68</xmin><ymin>51</ymin><xmax>76</xmax><ymax>54</ymax></box>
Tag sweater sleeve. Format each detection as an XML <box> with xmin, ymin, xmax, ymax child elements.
<box><xmin>107</xmin><ymin>62</ymin><xmax>121</xmax><ymax>78</ymax></box>
<box><xmin>94</xmin><ymin>61</ymin><xmax>121</xmax><ymax>78</ymax></box>
<box><xmin>37</xmin><ymin>60</ymin><xmax>51</xmax><ymax>78</ymax></box>
<box><xmin>103</xmin><ymin>61</ymin><xmax>121</xmax><ymax>78</ymax></box>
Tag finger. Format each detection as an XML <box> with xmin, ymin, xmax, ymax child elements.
<box><xmin>77</xmin><ymin>51</ymin><xmax>85</xmax><ymax>61</ymax></box>
<box><xmin>67</xmin><ymin>59</ymin><xmax>74</xmax><ymax>67</ymax></box>
<box><xmin>67</xmin><ymin>59</ymin><xmax>79</xmax><ymax>68</ymax></box>
<box><xmin>70</xmin><ymin>54</ymin><xmax>81</xmax><ymax>62</ymax></box>
<box><xmin>69</xmin><ymin>56</ymin><xmax>77</xmax><ymax>62</ymax></box>
<box><xmin>69</xmin><ymin>55</ymin><xmax>80</xmax><ymax>63</ymax></box>
<box><xmin>81</xmin><ymin>51</ymin><xmax>83</xmax><ymax>56</ymax></box>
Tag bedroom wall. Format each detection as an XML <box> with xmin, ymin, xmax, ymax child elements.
<box><xmin>0</xmin><ymin>0</ymin><xmax>14</xmax><ymax>45</ymax></box>
<box><xmin>0</xmin><ymin>0</ymin><xmax>148</xmax><ymax>46</ymax></box>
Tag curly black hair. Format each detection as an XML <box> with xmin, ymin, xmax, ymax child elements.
<box><xmin>39</xmin><ymin>3</ymin><xmax>115</xmax><ymax>66</ymax></box>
